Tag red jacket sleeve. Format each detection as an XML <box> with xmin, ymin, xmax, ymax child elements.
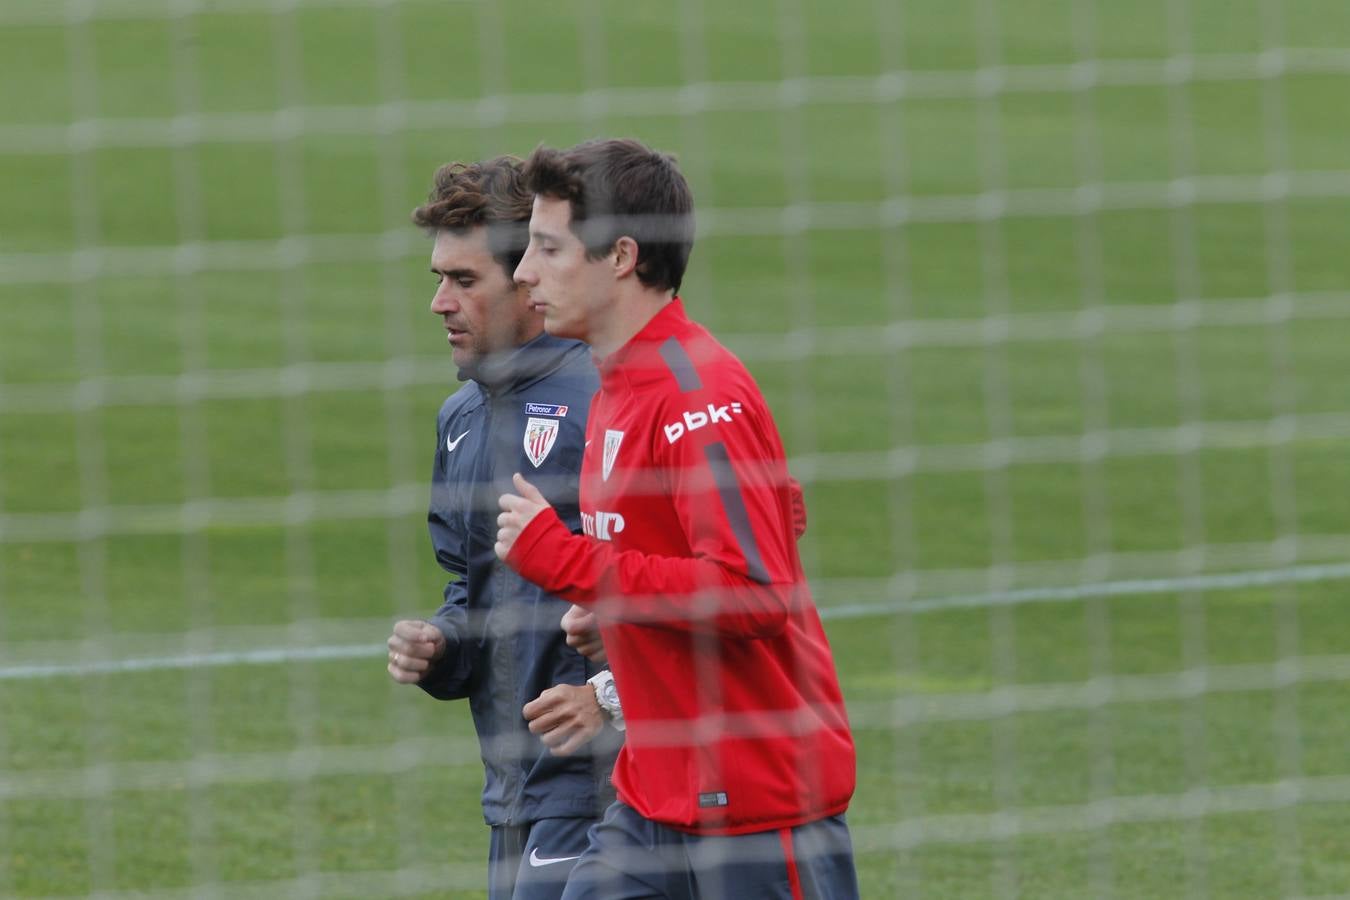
<box><xmin>506</xmin><ymin>393</ymin><xmax>802</xmax><ymax>638</ymax></box>
<box><xmin>789</xmin><ymin>476</ymin><xmax>807</xmax><ymax>539</ymax></box>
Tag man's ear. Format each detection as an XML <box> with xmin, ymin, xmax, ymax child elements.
<box><xmin>612</xmin><ymin>236</ymin><xmax>640</xmax><ymax>279</ymax></box>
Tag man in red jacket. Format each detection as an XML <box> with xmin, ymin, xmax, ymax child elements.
<box><xmin>496</xmin><ymin>138</ymin><xmax>858</xmax><ymax>900</ymax></box>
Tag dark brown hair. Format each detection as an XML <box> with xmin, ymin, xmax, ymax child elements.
<box><xmin>410</xmin><ymin>156</ymin><xmax>533</xmax><ymax>277</ymax></box>
<box><xmin>523</xmin><ymin>139</ymin><xmax>695</xmax><ymax>293</ymax></box>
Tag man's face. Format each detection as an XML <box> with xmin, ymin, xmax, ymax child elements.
<box><xmin>513</xmin><ymin>195</ymin><xmax>614</xmax><ymax>344</ymax></box>
<box><xmin>430</xmin><ymin>226</ymin><xmax>537</xmax><ymax>375</ymax></box>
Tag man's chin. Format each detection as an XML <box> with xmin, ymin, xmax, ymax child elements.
<box><xmin>542</xmin><ymin>317</ymin><xmax>579</xmax><ymax>340</ymax></box>
<box><xmin>451</xmin><ymin>352</ymin><xmax>480</xmax><ymax>381</ymax></box>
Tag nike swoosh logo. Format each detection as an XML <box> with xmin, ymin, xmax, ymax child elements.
<box><xmin>528</xmin><ymin>848</ymin><xmax>582</xmax><ymax>867</ymax></box>
<box><xmin>446</xmin><ymin>429</ymin><xmax>470</xmax><ymax>452</ymax></box>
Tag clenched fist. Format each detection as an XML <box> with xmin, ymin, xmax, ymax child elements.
<box><xmin>495</xmin><ymin>472</ymin><xmax>552</xmax><ymax>560</ymax></box>
<box><xmin>561</xmin><ymin>604</ymin><xmax>606</xmax><ymax>663</ymax></box>
<box><xmin>386</xmin><ymin>619</ymin><xmax>447</xmax><ymax>684</ymax></box>
<box><xmin>523</xmin><ymin>683</ymin><xmax>606</xmax><ymax>757</ymax></box>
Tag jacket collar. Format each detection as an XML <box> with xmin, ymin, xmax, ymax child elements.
<box><xmin>466</xmin><ymin>331</ymin><xmax>582</xmax><ymax>395</ymax></box>
<box><xmin>595</xmin><ymin>297</ymin><xmax>689</xmax><ymax>390</ymax></box>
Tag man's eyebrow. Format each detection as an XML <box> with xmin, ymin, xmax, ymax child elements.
<box><xmin>430</xmin><ymin>266</ymin><xmax>477</xmax><ymax>279</ymax></box>
<box><xmin>529</xmin><ymin>227</ymin><xmax>561</xmax><ymax>242</ymax></box>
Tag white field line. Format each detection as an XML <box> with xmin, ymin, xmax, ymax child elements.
<box><xmin>847</xmin><ymin>773</ymin><xmax>1350</xmax><ymax>853</ymax></box>
<box><xmin>827</xmin><ymin>559</ymin><xmax>1350</xmax><ymax>618</ymax></box>
<box><xmin>842</xmin><ymin>653</ymin><xmax>1350</xmax><ymax>730</ymax></box>
<box><xmin>2</xmin><ymin>560</ymin><xmax>1348</xmax><ymax>682</ymax></box>
<box><xmin>0</xmin><ymin>642</ymin><xmax>379</xmax><ymax>681</ymax></box>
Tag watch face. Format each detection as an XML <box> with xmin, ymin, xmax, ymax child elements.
<box><xmin>601</xmin><ymin>683</ymin><xmax>620</xmax><ymax>707</ymax></box>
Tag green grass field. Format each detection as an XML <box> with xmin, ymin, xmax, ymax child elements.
<box><xmin>2</xmin><ymin>0</ymin><xmax>1349</xmax><ymax>897</ymax></box>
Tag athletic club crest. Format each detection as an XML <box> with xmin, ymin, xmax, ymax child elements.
<box><xmin>523</xmin><ymin>417</ymin><xmax>559</xmax><ymax>468</ymax></box>
<box><xmin>602</xmin><ymin>429</ymin><xmax>624</xmax><ymax>481</ymax></box>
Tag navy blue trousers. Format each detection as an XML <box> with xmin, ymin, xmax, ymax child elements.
<box><xmin>558</xmin><ymin>801</ymin><xmax>859</xmax><ymax>900</ymax></box>
<box><xmin>489</xmin><ymin>817</ymin><xmax>596</xmax><ymax>900</ymax></box>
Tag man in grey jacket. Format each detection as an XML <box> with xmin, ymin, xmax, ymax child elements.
<box><xmin>385</xmin><ymin>157</ymin><xmax>622</xmax><ymax>900</ymax></box>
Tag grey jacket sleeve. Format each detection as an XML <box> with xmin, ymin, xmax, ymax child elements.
<box><xmin>417</xmin><ymin>574</ymin><xmax>474</xmax><ymax>700</ymax></box>
<box><xmin>420</xmin><ymin>407</ymin><xmax>477</xmax><ymax>700</ymax></box>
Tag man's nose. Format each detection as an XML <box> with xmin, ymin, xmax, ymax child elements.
<box><xmin>431</xmin><ymin>283</ymin><xmax>458</xmax><ymax>314</ymax></box>
<box><xmin>514</xmin><ymin>251</ymin><xmax>535</xmax><ymax>287</ymax></box>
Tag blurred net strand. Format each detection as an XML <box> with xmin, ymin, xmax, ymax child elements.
<box><xmin>769</xmin><ymin>0</ymin><xmax>849</xmax><ymax>886</ymax></box>
<box><xmin>268</xmin><ymin>2</ymin><xmax>327</xmax><ymax>890</ymax></box>
<box><xmin>0</xmin><ymin>398</ymin><xmax>1345</xmax><ymax>530</ymax></box>
<box><xmin>6</xmin><ymin>165</ymin><xmax>1350</xmax><ymax>283</ymax></box>
<box><xmin>369</xmin><ymin>5</ymin><xmax>429</xmax><ymax>892</ymax></box>
<box><xmin>1256</xmin><ymin>2</ymin><xmax>1309</xmax><ymax>893</ymax></box>
<box><xmin>775</xmin><ymin>0</ymin><xmax>821</xmax><ymax>583</ymax></box>
<box><xmin>0</xmin><ymin>396</ymin><xmax>1348</xmax><ymax>536</ymax></box>
<box><xmin>4</xmin><ymin>656</ymin><xmax>1348</xmax><ymax>807</ymax></box>
<box><xmin>0</xmin><ymin>289</ymin><xmax>1344</xmax><ymax>407</ymax></box>
<box><xmin>68</xmin><ymin>862</ymin><xmax>494</xmax><ymax>900</ymax></box>
<box><xmin>61</xmin><ymin>2</ymin><xmax>123</xmax><ymax>891</ymax></box>
<box><xmin>6</xmin><ymin>645</ymin><xmax>1348</xmax><ymax>769</ymax></box>
<box><xmin>967</xmin><ymin>2</ymin><xmax>1021</xmax><ymax>895</ymax></box>
<box><xmin>1163</xmin><ymin>5</ymin><xmax>1219</xmax><ymax>890</ymax></box>
<box><xmin>4</xmin><ymin>47</ymin><xmax>1350</xmax><ymax>154</ymax></box>
<box><xmin>873</xmin><ymin>0</ymin><xmax>926</xmax><ymax>892</ymax></box>
<box><xmin>1065</xmin><ymin>2</ymin><xmax>1118</xmax><ymax>893</ymax></box>
<box><xmin>14</xmin><ymin>764</ymin><xmax>1350</xmax><ymax>884</ymax></box>
<box><xmin>7</xmin><ymin>856</ymin><xmax>1345</xmax><ymax>900</ymax></box>
<box><xmin>4</xmin><ymin>561</ymin><xmax>1348</xmax><ymax>679</ymax></box>
<box><xmin>4</xmin><ymin>163</ymin><xmax>1350</xmax><ymax>284</ymax></box>
<box><xmin>15</xmin><ymin>0</ymin><xmax>484</xmax><ymax>26</ymax></box>
<box><xmin>6</xmin><ymin>770</ymin><xmax>1347</xmax><ymax>899</ymax></box>
<box><xmin>162</xmin><ymin>0</ymin><xmax>224</xmax><ymax>891</ymax></box>
<box><xmin>853</xmin><ymin>771</ymin><xmax>1350</xmax><ymax>853</ymax></box>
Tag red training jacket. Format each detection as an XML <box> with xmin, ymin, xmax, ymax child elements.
<box><xmin>508</xmin><ymin>299</ymin><xmax>856</xmax><ymax>836</ymax></box>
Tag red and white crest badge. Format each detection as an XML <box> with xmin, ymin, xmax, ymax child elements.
<box><xmin>602</xmin><ymin>429</ymin><xmax>624</xmax><ymax>481</ymax></box>
<box><xmin>523</xmin><ymin>417</ymin><xmax>560</xmax><ymax>468</ymax></box>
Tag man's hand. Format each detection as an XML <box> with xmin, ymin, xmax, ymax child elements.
<box><xmin>523</xmin><ymin>684</ymin><xmax>606</xmax><ymax>756</ymax></box>
<box><xmin>562</xmin><ymin>604</ymin><xmax>606</xmax><ymax>663</ymax></box>
<box><xmin>496</xmin><ymin>472</ymin><xmax>552</xmax><ymax>560</ymax></box>
<box><xmin>386</xmin><ymin>619</ymin><xmax>447</xmax><ymax>684</ymax></box>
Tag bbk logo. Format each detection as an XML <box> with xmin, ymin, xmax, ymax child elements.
<box><xmin>581</xmin><ymin>510</ymin><xmax>626</xmax><ymax>541</ymax></box>
<box><xmin>663</xmin><ymin>402</ymin><xmax>745</xmax><ymax>444</ymax></box>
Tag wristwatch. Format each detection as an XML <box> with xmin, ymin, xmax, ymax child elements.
<box><xmin>586</xmin><ymin>670</ymin><xmax>625</xmax><ymax>732</ymax></box>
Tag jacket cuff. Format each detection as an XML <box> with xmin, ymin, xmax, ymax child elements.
<box><xmin>424</xmin><ymin>616</ymin><xmax>462</xmax><ymax>662</ymax></box>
